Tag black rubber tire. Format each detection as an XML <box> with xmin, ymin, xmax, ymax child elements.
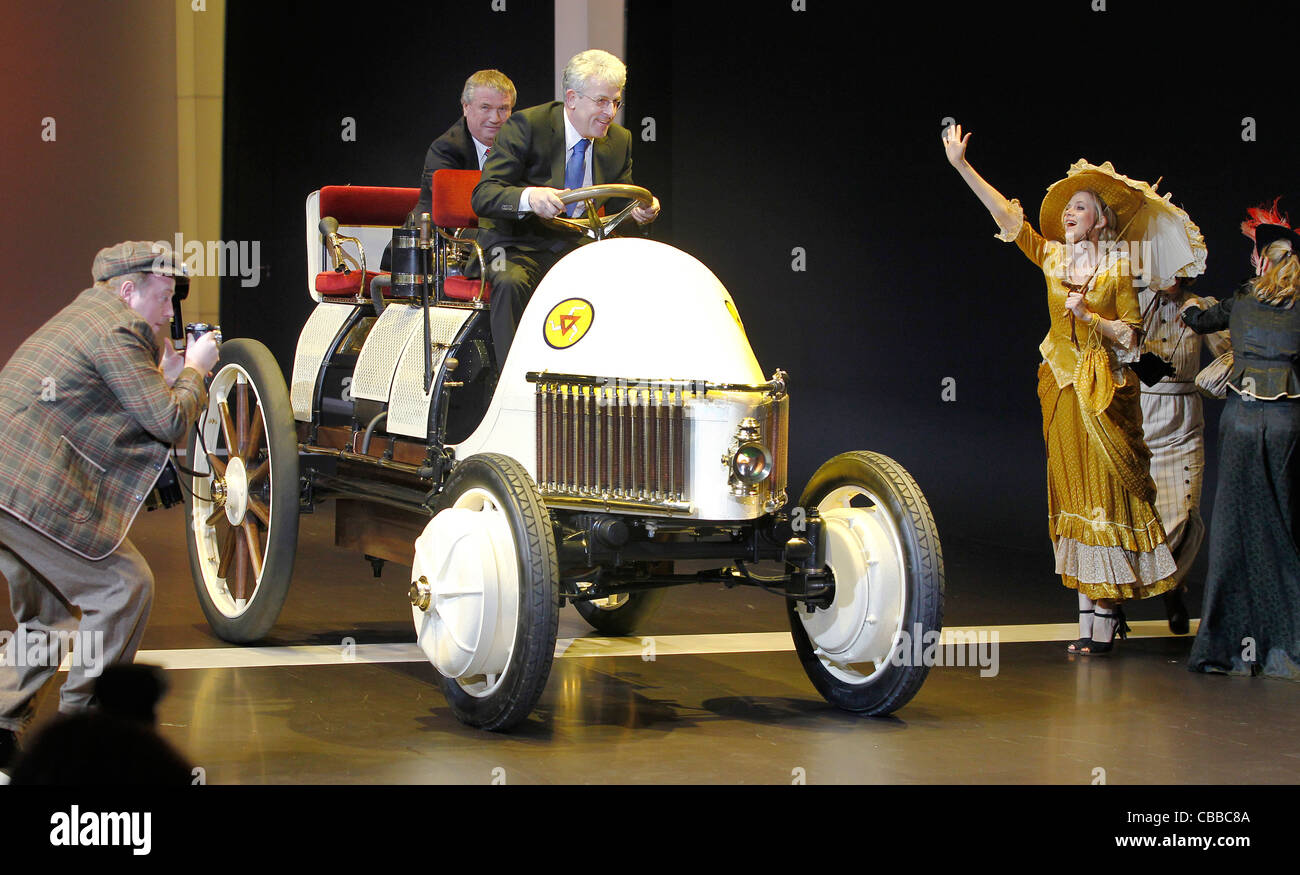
<box><xmin>787</xmin><ymin>451</ymin><xmax>944</xmax><ymax>716</ymax></box>
<box><xmin>574</xmin><ymin>587</ymin><xmax>667</xmax><ymax>636</ymax></box>
<box><xmin>436</xmin><ymin>453</ymin><xmax>560</xmax><ymax>731</ymax></box>
<box><xmin>184</xmin><ymin>339</ymin><xmax>300</xmax><ymax>643</ymax></box>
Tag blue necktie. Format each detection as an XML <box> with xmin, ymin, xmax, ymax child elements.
<box><xmin>564</xmin><ymin>139</ymin><xmax>589</xmax><ymax>216</ymax></box>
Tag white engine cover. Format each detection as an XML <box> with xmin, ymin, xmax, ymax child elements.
<box><xmin>453</xmin><ymin>238</ymin><xmax>769</xmax><ymax>519</ymax></box>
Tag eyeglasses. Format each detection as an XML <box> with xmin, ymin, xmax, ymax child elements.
<box><xmin>577</xmin><ymin>91</ymin><xmax>623</xmax><ymax>112</ymax></box>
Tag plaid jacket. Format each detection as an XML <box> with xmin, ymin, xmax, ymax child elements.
<box><xmin>0</xmin><ymin>286</ymin><xmax>207</xmax><ymax>559</ymax></box>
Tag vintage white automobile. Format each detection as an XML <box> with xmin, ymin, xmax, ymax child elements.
<box><xmin>182</xmin><ymin>175</ymin><xmax>944</xmax><ymax>731</ymax></box>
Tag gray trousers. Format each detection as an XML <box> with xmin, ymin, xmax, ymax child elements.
<box><xmin>0</xmin><ymin>510</ymin><xmax>154</xmax><ymax>730</ymax></box>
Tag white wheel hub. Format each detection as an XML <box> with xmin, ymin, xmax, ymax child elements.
<box><xmin>411</xmin><ymin>487</ymin><xmax>519</xmax><ymax>691</ymax></box>
<box><xmin>797</xmin><ymin>493</ymin><xmax>907</xmax><ymax>682</ymax></box>
<box><xmin>223</xmin><ymin>456</ymin><xmax>248</xmax><ymax>526</ymax></box>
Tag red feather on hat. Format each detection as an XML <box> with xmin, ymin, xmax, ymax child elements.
<box><xmin>1241</xmin><ymin>197</ymin><xmax>1290</xmax><ymax>272</ymax></box>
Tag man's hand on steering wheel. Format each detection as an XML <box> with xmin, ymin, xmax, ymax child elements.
<box><xmin>529</xmin><ymin>187</ymin><xmax>568</xmax><ymax>220</ymax></box>
<box><xmin>631</xmin><ymin>196</ymin><xmax>660</xmax><ymax>225</ymax></box>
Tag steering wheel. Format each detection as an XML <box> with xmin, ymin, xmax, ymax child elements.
<box><xmin>540</xmin><ymin>184</ymin><xmax>654</xmax><ymax>241</ymax></box>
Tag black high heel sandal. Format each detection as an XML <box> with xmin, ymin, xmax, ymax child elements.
<box><xmin>1163</xmin><ymin>588</ymin><xmax>1189</xmax><ymax>635</ymax></box>
<box><xmin>1081</xmin><ymin>606</ymin><xmax>1130</xmax><ymax>655</ymax></box>
<box><xmin>1066</xmin><ymin>608</ymin><xmax>1095</xmax><ymax>654</ymax></box>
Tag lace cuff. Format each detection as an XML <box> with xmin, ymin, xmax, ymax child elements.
<box><xmin>994</xmin><ymin>198</ymin><xmax>1025</xmax><ymax>242</ymax></box>
<box><xmin>1106</xmin><ymin>319</ymin><xmax>1140</xmax><ymax>361</ymax></box>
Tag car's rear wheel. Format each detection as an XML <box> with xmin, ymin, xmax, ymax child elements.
<box><xmin>185</xmin><ymin>339</ymin><xmax>300</xmax><ymax>643</ymax></box>
<box><xmin>574</xmin><ymin>586</ymin><xmax>666</xmax><ymax>636</ymax></box>
<box><xmin>787</xmin><ymin>451</ymin><xmax>944</xmax><ymax>716</ymax></box>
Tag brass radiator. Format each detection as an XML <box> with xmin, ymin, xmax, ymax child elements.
<box><xmin>534</xmin><ymin>378</ymin><xmax>689</xmax><ymax>506</ymax></box>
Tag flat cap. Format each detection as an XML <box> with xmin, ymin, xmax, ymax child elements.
<box><xmin>92</xmin><ymin>240</ymin><xmax>191</xmax><ymax>286</ymax></box>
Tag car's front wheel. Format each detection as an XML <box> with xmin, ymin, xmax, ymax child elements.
<box><xmin>410</xmin><ymin>454</ymin><xmax>560</xmax><ymax>731</ymax></box>
<box><xmin>787</xmin><ymin>451</ymin><xmax>944</xmax><ymax>716</ymax></box>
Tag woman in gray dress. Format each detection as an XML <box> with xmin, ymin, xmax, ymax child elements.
<box><xmin>1181</xmin><ymin>208</ymin><xmax>1300</xmax><ymax>679</ymax></box>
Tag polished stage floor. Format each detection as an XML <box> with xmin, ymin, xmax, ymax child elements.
<box><xmin>2</xmin><ymin>502</ymin><xmax>1298</xmax><ymax>786</ymax></box>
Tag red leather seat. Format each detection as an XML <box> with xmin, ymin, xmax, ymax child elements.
<box><xmin>313</xmin><ymin>186</ymin><xmax>419</xmax><ymax>299</ymax></box>
<box><xmin>432</xmin><ymin>169</ymin><xmax>492</xmax><ymax>303</ymax></box>
<box><xmin>313</xmin><ymin>181</ymin><xmax>491</xmax><ymax>302</ymax></box>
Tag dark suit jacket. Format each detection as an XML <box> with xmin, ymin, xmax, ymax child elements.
<box><xmin>0</xmin><ymin>287</ymin><xmax>207</xmax><ymax>559</ymax></box>
<box><xmin>411</xmin><ymin>117</ymin><xmax>481</xmax><ymax>225</ymax></box>
<box><xmin>471</xmin><ymin>101</ymin><xmax>634</xmax><ymax>255</ymax></box>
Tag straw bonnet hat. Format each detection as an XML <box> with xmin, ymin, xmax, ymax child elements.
<box><xmin>1040</xmin><ymin>160</ymin><xmax>1147</xmax><ymax>243</ymax></box>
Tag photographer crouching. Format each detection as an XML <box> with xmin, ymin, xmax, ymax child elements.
<box><xmin>0</xmin><ymin>241</ymin><xmax>219</xmax><ymax>775</ymax></box>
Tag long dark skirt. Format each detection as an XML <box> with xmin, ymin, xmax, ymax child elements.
<box><xmin>1188</xmin><ymin>394</ymin><xmax>1300</xmax><ymax>679</ymax></box>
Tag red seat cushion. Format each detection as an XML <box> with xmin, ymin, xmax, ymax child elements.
<box><xmin>316</xmin><ymin>270</ymin><xmax>383</xmax><ymax>297</ymax></box>
<box><xmin>317</xmin><ymin>270</ymin><xmax>488</xmax><ymax>303</ymax></box>
<box><xmin>443</xmin><ymin>276</ymin><xmax>491</xmax><ymax>302</ymax></box>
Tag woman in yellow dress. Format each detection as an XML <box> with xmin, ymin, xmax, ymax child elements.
<box><xmin>941</xmin><ymin>125</ymin><xmax>1178</xmax><ymax>653</ymax></box>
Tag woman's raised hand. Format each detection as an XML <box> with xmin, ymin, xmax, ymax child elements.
<box><xmin>941</xmin><ymin>122</ymin><xmax>1016</xmax><ymax>233</ymax></box>
<box><xmin>942</xmin><ymin>123</ymin><xmax>971</xmax><ymax>168</ymax></box>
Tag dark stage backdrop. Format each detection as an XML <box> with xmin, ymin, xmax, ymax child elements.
<box><xmin>223</xmin><ymin>0</ymin><xmax>1295</xmax><ymax>557</ymax></box>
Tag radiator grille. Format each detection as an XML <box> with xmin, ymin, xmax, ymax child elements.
<box><xmin>535</xmin><ymin>379</ymin><xmax>689</xmax><ymax>505</ymax></box>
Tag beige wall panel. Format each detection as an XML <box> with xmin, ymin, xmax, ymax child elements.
<box><xmin>0</xmin><ymin>1</ymin><xmax>180</xmax><ymax>360</ymax></box>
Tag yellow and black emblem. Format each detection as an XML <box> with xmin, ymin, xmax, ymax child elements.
<box><xmin>543</xmin><ymin>298</ymin><xmax>595</xmax><ymax>349</ymax></box>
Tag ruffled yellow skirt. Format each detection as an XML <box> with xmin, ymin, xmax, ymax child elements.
<box><xmin>1037</xmin><ymin>363</ymin><xmax>1179</xmax><ymax>601</ymax></box>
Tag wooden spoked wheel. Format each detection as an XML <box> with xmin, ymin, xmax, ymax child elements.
<box><xmin>185</xmin><ymin>339</ymin><xmax>299</xmax><ymax>643</ymax></box>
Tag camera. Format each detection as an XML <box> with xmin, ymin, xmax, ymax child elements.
<box><xmin>176</xmin><ymin>322</ymin><xmax>221</xmax><ymax>351</ymax></box>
